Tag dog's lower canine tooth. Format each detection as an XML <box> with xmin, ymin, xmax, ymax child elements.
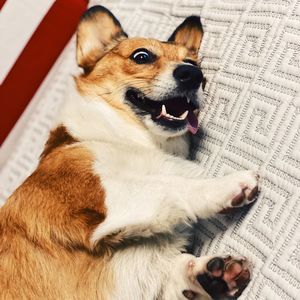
<box><xmin>157</xmin><ymin>107</ymin><xmax>188</xmax><ymax>121</ymax></box>
<box><xmin>156</xmin><ymin>105</ymin><xmax>167</xmax><ymax>119</ymax></box>
<box><xmin>180</xmin><ymin>111</ymin><xmax>188</xmax><ymax>119</ymax></box>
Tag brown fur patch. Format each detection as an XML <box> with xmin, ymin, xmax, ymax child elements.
<box><xmin>41</xmin><ymin>125</ymin><xmax>77</xmax><ymax>158</ymax></box>
<box><xmin>0</xmin><ymin>145</ymin><xmax>112</xmax><ymax>299</ymax></box>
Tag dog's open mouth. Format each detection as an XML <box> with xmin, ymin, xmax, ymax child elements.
<box><xmin>125</xmin><ymin>89</ymin><xmax>200</xmax><ymax>134</ymax></box>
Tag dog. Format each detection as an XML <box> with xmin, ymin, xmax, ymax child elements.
<box><xmin>0</xmin><ymin>6</ymin><xmax>259</xmax><ymax>300</ymax></box>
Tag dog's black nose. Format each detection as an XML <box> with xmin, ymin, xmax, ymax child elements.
<box><xmin>173</xmin><ymin>65</ymin><xmax>203</xmax><ymax>90</ymax></box>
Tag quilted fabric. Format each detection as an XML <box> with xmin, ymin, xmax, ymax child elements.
<box><xmin>0</xmin><ymin>0</ymin><xmax>299</xmax><ymax>299</ymax></box>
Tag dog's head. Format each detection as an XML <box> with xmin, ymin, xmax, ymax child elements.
<box><xmin>76</xmin><ymin>6</ymin><xmax>204</xmax><ymax>138</ymax></box>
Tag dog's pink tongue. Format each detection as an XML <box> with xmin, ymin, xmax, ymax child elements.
<box><xmin>187</xmin><ymin>111</ymin><xmax>199</xmax><ymax>134</ymax></box>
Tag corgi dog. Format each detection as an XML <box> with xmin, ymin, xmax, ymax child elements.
<box><xmin>0</xmin><ymin>6</ymin><xmax>259</xmax><ymax>300</ymax></box>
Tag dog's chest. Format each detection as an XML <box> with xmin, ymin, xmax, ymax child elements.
<box><xmin>86</xmin><ymin>141</ymin><xmax>166</xmax><ymax>177</ymax></box>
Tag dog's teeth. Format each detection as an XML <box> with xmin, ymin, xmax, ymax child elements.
<box><xmin>158</xmin><ymin>106</ymin><xmax>188</xmax><ymax>121</ymax></box>
<box><xmin>156</xmin><ymin>105</ymin><xmax>168</xmax><ymax>119</ymax></box>
<box><xmin>187</xmin><ymin>98</ymin><xmax>190</xmax><ymax>103</ymax></box>
<box><xmin>179</xmin><ymin>111</ymin><xmax>188</xmax><ymax>119</ymax></box>
<box><xmin>164</xmin><ymin>113</ymin><xmax>175</xmax><ymax>120</ymax></box>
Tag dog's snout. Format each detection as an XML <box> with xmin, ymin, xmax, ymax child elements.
<box><xmin>173</xmin><ymin>65</ymin><xmax>203</xmax><ymax>90</ymax></box>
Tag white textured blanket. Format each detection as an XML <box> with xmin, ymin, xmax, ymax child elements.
<box><xmin>0</xmin><ymin>0</ymin><xmax>299</xmax><ymax>299</ymax></box>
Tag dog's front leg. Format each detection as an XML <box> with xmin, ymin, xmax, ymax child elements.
<box><xmin>182</xmin><ymin>170</ymin><xmax>259</xmax><ymax>219</ymax></box>
<box><xmin>91</xmin><ymin>170</ymin><xmax>258</xmax><ymax>243</ymax></box>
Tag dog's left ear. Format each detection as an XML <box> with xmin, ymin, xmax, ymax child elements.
<box><xmin>168</xmin><ymin>16</ymin><xmax>203</xmax><ymax>57</ymax></box>
<box><xmin>76</xmin><ymin>6</ymin><xmax>127</xmax><ymax>72</ymax></box>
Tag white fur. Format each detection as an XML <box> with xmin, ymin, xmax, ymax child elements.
<box><xmin>60</xmin><ymin>84</ymin><xmax>155</xmax><ymax>149</ymax></box>
<box><xmin>59</xmin><ymin>85</ymin><xmax>258</xmax><ymax>299</ymax></box>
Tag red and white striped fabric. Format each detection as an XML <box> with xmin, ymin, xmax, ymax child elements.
<box><xmin>0</xmin><ymin>0</ymin><xmax>88</xmax><ymax>145</ymax></box>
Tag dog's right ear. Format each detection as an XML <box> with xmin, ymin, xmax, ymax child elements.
<box><xmin>168</xmin><ymin>16</ymin><xmax>203</xmax><ymax>58</ymax></box>
<box><xmin>76</xmin><ymin>6</ymin><xmax>127</xmax><ymax>72</ymax></box>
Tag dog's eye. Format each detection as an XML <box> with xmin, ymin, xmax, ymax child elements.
<box><xmin>130</xmin><ymin>49</ymin><xmax>156</xmax><ymax>64</ymax></box>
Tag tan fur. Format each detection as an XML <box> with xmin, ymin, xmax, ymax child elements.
<box><xmin>169</xmin><ymin>17</ymin><xmax>203</xmax><ymax>57</ymax></box>
<box><xmin>76</xmin><ymin>9</ymin><xmax>127</xmax><ymax>71</ymax></box>
<box><xmin>41</xmin><ymin>125</ymin><xmax>78</xmax><ymax>158</ymax></box>
<box><xmin>0</xmin><ymin>131</ymin><xmax>113</xmax><ymax>299</ymax></box>
<box><xmin>172</xmin><ymin>27</ymin><xmax>202</xmax><ymax>57</ymax></box>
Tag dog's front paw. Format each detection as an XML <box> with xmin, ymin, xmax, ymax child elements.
<box><xmin>219</xmin><ymin>170</ymin><xmax>259</xmax><ymax>214</ymax></box>
<box><xmin>185</xmin><ymin>256</ymin><xmax>251</xmax><ymax>299</ymax></box>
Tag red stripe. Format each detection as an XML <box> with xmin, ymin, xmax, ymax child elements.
<box><xmin>0</xmin><ymin>0</ymin><xmax>7</xmax><ymax>10</ymax></box>
<box><xmin>0</xmin><ymin>0</ymin><xmax>88</xmax><ymax>145</ymax></box>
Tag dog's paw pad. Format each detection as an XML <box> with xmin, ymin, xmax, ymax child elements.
<box><xmin>197</xmin><ymin>256</ymin><xmax>251</xmax><ymax>299</ymax></box>
<box><xmin>207</xmin><ymin>257</ymin><xmax>224</xmax><ymax>278</ymax></box>
<box><xmin>224</xmin><ymin>171</ymin><xmax>259</xmax><ymax>213</ymax></box>
<box><xmin>231</xmin><ymin>184</ymin><xmax>258</xmax><ymax>207</ymax></box>
<box><xmin>247</xmin><ymin>185</ymin><xmax>259</xmax><ymax>202</ymax></box>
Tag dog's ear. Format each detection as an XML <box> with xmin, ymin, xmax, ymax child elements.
<box><xmin>168</xmin><ymin>16</ymin><xmax>203</xmax><ymax>57</ymax></box>
<box><xmin>76</xmin><ymin>6</ymin><xmax>127</xmax><ymax>72</ymax></box>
